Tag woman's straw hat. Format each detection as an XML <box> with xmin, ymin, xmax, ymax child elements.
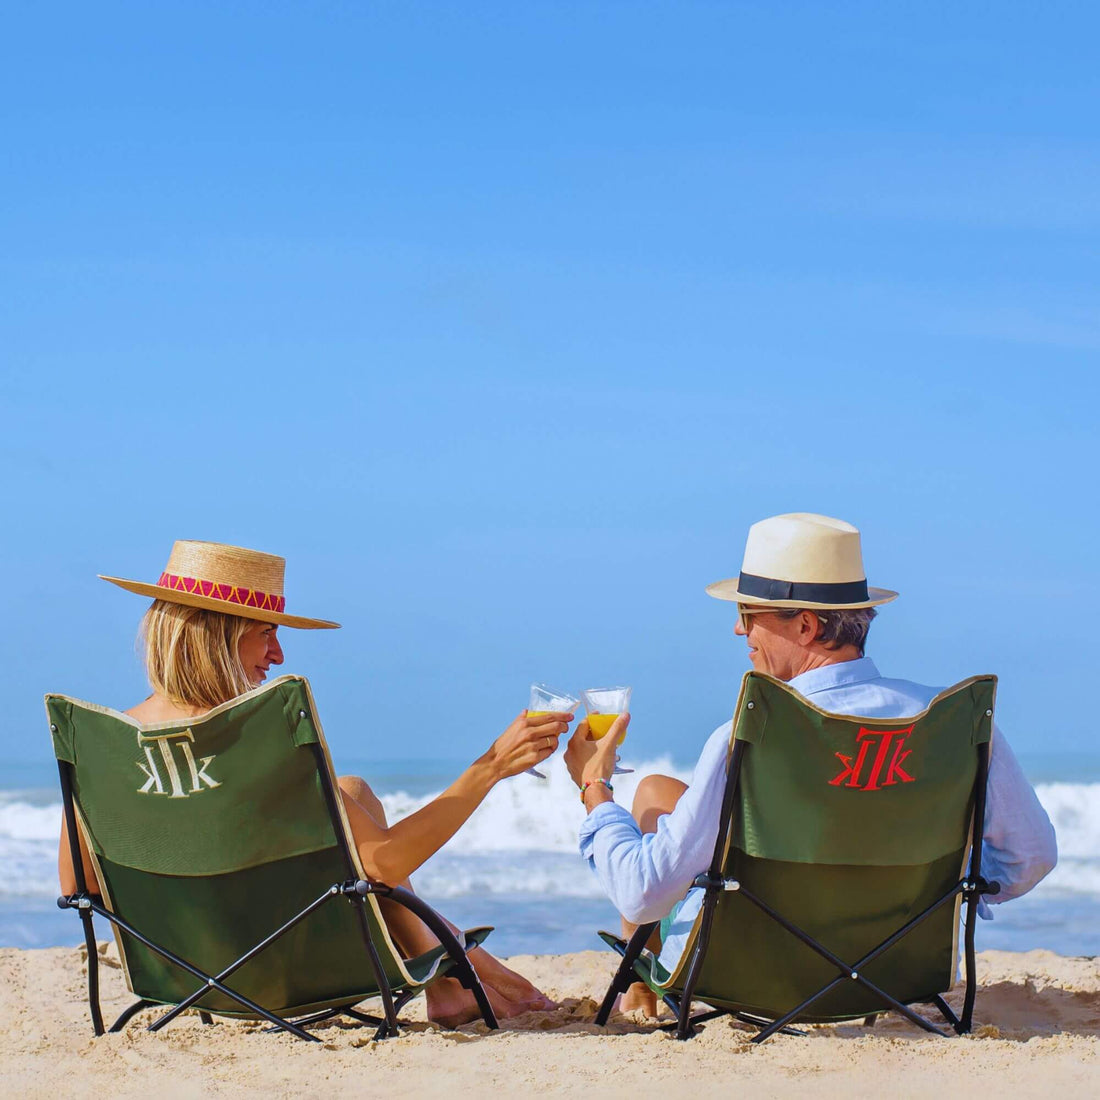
<box><xmin>99</xmin><ymin>540</ymin><xmax>340</xmax><ymax>629</ymax></box>
<box><xmin>706</xmin><ymin>513</ymin><xmax>897</xmax><ymax>610</ymax></box>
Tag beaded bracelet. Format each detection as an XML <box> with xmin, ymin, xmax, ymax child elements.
<box><xmin>580</xmin><ymin>777</ymin><xmax>614</xmax><ymax>802</ymax></box>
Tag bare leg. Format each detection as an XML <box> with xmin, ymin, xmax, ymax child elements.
<box><xmin>337</xmin><ymin>776</ymin><xmax>553</xmax><ymax>1026</ymax></box>
<box><xmin>618</xmin><ymin>774</ymin><xmax>689</xmax><ymax>1017</ymax></box>
<box><xmin>337</xmin><ymin>776</ymin><xmax>442</xmax><ymax>955</ymax></box>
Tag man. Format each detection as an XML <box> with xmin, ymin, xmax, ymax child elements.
<box><xmin>564</xmin><ymin>512</ymin><xmax>1057</xmax><ymax>1018</ymax></box>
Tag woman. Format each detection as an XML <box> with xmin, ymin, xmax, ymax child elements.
<box><xmin>60</xmin><ymin>539</ymin><xmax>572</xmax><ymax>1026</ymax></box>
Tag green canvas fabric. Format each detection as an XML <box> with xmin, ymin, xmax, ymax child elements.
<box><xmin>46</xmin><ymin>676</ymin><xmax>476</xmax><ymax>1017</ymax></box>
<box><xmin>656</xmin><ymin>672</ymin><xmax>995</xmax><ymax>1022</ymax></box>
<box><xmin>731</xmin><ymin>673</ymin><xmax>994</xmax><ymax>866</ymax></box>
<box><xmin>47</xmin><ymin>680</ymin><xmax>333</xmax><ymax>877</ymax></box>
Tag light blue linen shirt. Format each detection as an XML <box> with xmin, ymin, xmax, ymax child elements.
<box><xmin>578</xmin><ymin>657</ymin><xmax>1058</xmax><ymax>973</ymax></box>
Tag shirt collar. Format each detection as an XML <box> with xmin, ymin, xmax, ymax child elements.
<box><xmin>787</xmin><ymin>656</ymin><xmax>881</xmax><ymax>697</ymax></box>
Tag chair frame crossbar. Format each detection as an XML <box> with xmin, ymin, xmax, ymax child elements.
<box><xmin>57</xmin><ymin>745</ymin><xmax>499</xmax><ymax>1041</ymax></box>
<box><xmin>596</xmin><ymin>738</ymin><xmax>1000</xmax><ymax>1042</ymax></box>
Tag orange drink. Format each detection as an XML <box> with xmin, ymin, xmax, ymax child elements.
<box><xmin>580</xmin><ymin>687</ymin><xmax>632</xmax><ymax>768</ymax></box>
<box><xmin>586</xmin><ymin>713</ymin><xmax>624</xmax><ymax>742</ymax></box>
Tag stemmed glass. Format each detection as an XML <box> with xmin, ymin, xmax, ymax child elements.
<box><xmin>525</xmin><ymin>683</ymin><xmax>580</xmax><ymax>778</ymax></box>
<box><xmin>580</xmin><ymin>686</ymin><xmax>634</xmax><ymax>775</ymax></box>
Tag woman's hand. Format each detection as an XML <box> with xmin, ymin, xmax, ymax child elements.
<box><xmin>565</xmin><ymin>713</ymin><xmax>630</xmax><ymax>789</ymax></box>
<box><xmin>481</xmin><ymin>710</ymin><xmax>575</xmax><ymax>781</ymax></box>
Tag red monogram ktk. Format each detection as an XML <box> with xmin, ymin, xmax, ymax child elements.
<box><xmin>830</xmin><ymin>725</ymin><xmax>916</xmax><ymax>791</ymax></box>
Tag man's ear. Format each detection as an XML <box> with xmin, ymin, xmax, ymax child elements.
<box><xmin>796</xmin><ymin>610</ymin><xmax>822</xmax><ymax>647</ymax></box>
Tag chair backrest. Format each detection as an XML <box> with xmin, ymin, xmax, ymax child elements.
<box><xmin>670</xmin><ymin>670</ymin><xmax>995</xmax><ymax>1021</ymax></box>
<box><xmin>47</xmin><ymin>675</ymin><xmax>411</xmax><ymax>1016</ymax></box>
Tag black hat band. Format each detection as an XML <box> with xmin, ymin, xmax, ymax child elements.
<box><xmin>738</xmin><ymin>572</ymin><xmax>870</xmax><ymax>604</ymax></box>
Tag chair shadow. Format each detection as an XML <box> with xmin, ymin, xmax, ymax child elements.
<box><xmin>826</xmin><ymin>980</ymin><xmax>1100</xmax><ymax>1042</ymax></box>
<box><xmin>968</xmin><ymin>980</ymin><xmax>1100</xmax><ymax>1041</ymax></box>
<box><xmin>287</xmin><ymin>995</ymin><xmax>655</xmax><ymax>1043</ymax></box>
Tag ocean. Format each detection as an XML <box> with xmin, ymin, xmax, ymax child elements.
<box><xmin>2</xmin><ymin>754</ymin><xmax>1097</xmax><ymax>959</ymax></box>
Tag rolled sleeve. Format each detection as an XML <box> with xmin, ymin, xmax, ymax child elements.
<box><xmin>980</xmin><ymin>726</ymin><xmax>1057</xmax><ymax>908</ymax></box>
<box><xmin>577</xmin><ymin>723</ymin><xmax>732</xmax><ymax>924</ymax></box>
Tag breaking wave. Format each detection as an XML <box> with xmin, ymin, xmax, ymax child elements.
<box><xmin>2</xmin><ymin>764</ymin><xmax>1096</xmax><ymax>901</ymax></box>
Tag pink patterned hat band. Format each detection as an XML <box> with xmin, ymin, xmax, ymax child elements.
<box><xmin>156</xmin><ymin>572</ymin><xmax>287</xmax><ymax>614</ymax></box>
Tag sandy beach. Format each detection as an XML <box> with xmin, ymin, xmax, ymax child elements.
<box><xmin>1</xmin><ymin>943</ymin><xmax>1096</xmax><ymax>1098</ymax></box>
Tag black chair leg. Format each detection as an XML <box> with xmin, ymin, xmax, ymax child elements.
<box><xmin>199</xmin><ymin>1012</ymin><xmax>214</xmax><ymax>1026</ymax></box>
<box><xmin>734</xmin><ymin>1012</ymin><xmax>806</xmax><ymax>1037</ymax></box>
<box><xmin>109</xmin><ymin>999</ymin><xmax>153</xmax><ymax>1033</ymax></box>
<box><xmin>343</xmin><ymin>1007</ymin><xmax>386</xmax><ymax>1026</ymax></box>
<box><xmin>595</xmin><ymin>954</ymin><xmax>636</xmax><ymax>1026</ymax></box>
<box><xmin>263</xmin><ymin>1005</ymin><xmax>392</xmax><ymax>1035</ymax></box>
<box><xmin>679</xmin><ymin>1008</ymin><xmax>806</xmax><ymax>1042</ymax></box>
<box><xmin>595</xmin><ymin>923</ymin><xmax>658</xmax><ymax>1027</ymax></box>
<box><xmin>263</xmin><ymin>1008</ymin><xmax>341</xmax><ymax>1033</ymax></box>
<box><xmin>674</xmin><ymin>998</ymin><xmax>697</xmax><ymax>1041</ymax></box>
<box><xmin>376</xmin><ymin>887</ymin><xmax>498</xmax><ymax>1032</ymax></box>
<box><xmin>933</xmin><ymin>994</ymin><xmax>963</xmax><ymax>1033</ymax></box>
<box><xmin>659</xmin><ymin>1007</ymin><xmax>728</xmax><ymax>1031</ymax></box>
<box><xmin>367</xmin><ymin>989</ymin><xmax>418</xmax><ymax>1040</ymax></box>
<box><xmin>79</xmin><ymin>909</ymin><xmax>105</xmax><ymax>1036</ymax></box>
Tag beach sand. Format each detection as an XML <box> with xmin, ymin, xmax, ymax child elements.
<box><xmin>1</xmin><ymin>943</ymin><xmax>1097</xmax><ymax>1098</ymax></box>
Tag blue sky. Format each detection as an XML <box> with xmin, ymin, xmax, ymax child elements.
<box><xmin>1</xmin><ymin>2</ymin><xmax>1097</xmax><ymax>771</ymax></box>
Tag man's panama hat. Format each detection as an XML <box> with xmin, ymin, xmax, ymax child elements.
<box><xmin>706</xmin><ymin>513</ymin><xmax>897</xmax><ymax>610</ymax></box>
<box><xmin>100</xmin><ymin>540</ymin><xmax>340</xmax><ymax>629</ymax></box>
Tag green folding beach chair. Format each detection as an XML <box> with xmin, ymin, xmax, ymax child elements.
<box><xmin>595</xmin><ymin>671</ymin><xmax>1001</xmax><ymax>1042</ymax></box>
<box><xmin>48</xmin><ymin>675</ymin><xmax>499</xmax><ymax>1042</ymax></box>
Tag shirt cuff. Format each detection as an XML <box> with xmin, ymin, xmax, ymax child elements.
<box><xmin>578</xmin><ymin>800</ymin><xmax>639</xmax><ymax>858</ymax></box>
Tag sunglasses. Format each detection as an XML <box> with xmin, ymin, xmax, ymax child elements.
<box><xmin>737</xmin><ymin>604</ymin><xmax>828</xmax><ymax>632</ymax></box>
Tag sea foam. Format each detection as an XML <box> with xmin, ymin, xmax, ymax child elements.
<box><xmin>2</xmin><ymin>764</ymin><xmax>1095</xmax><ymax>901</ymax></box>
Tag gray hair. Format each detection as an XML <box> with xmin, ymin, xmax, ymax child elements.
<box><xmin>773</xmin><ymin>606</ymin><xmax>877</xmax><ymax>655</ymax></box>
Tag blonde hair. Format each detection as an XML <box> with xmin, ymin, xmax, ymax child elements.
<box><xmin>140</xmin><ymin>600</ymin><xmax>255</xmax><ymax>710</ymax></box>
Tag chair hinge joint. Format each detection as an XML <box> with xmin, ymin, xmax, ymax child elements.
<box><xmin>340</xmin><ymin>879</ymin><xmax>373</xmax><ymax>897</ymax></box>
<box><xmin>57</xmin><ymin>893</ymin><xmax>93</xmax><ymax>910</ymax></box>
<box><xmin>693</xmin><ymin>873</ymin><xmax>738</xmax><ymax>891</ymax></box>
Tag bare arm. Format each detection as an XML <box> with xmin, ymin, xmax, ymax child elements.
<box><xmin>344</xmin><ymin>710</ymin><xmax>573</xmax><ymax>884</ymax></box>
<box><xmin>58</xmin><ymin>814</ymin><xmax>101</xmax><ymax>896</ymax></box>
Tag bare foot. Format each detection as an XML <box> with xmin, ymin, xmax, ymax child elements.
<box><xmin>619</xmin><ymin>981</ymin><xmax>657</xmax><ymax>1018</ymax></box>
<box><xmin>467</xmin><ymin>947</ymin><xmax>556</xmax><ymax>1011</ymax></box>
<box><xmin>425</xmin><ymin>974</ymin><xmax>527</xmax><ymax>1028</ymax></box>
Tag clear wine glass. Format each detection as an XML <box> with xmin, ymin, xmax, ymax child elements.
<box><xmin>525</xmin><ymin>683</ymin><xmax>580</xmax><ymax>778</ymax></box>
<box><xmin>580</xmin><ymin>686</ymin><xmax>633</xmax><ymax>775</ymax></box>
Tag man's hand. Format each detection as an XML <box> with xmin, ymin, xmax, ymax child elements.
<box><xmin>565</xmin><ymin>714</ymin><xmax>630</xmax><ymax>790</ymax></box>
